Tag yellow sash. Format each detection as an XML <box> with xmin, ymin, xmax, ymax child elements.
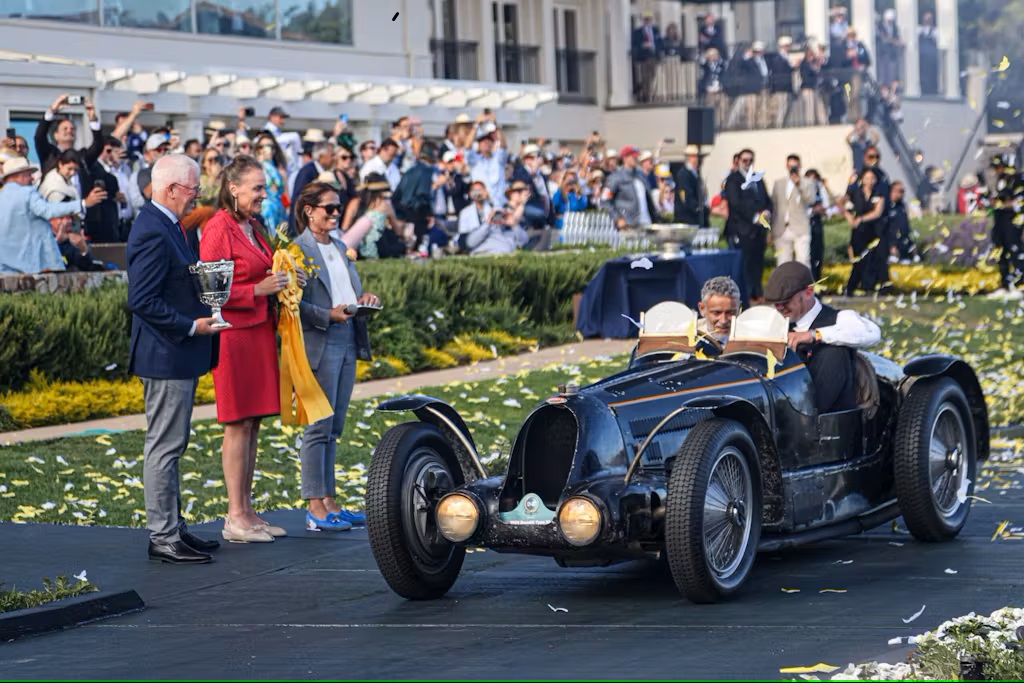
<box><xmin>272</xmin><ymin>244</ymin><xmax>334</xmax><ymax>425</ymax></box>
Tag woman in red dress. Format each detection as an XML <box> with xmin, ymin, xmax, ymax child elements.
<box><xmin>200</xmin><ymin>155</ymin><xmax>291</xmax><ymax>544</ymax></box>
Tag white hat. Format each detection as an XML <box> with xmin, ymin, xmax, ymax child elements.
<box><xmin>206</xmin><ymin>119</ymin><xmax>227</xmax><ymax>131</ymax></box>
<box><xmin>303</xmin><ymin>128</ymin><xmax>327</xmax><ymax>143</ymax></box>
<box><xmin>777</xmin><ymin>35</ymin><xmax>793</xmax><ymax>47</ymax></box>
<box><xmin>145</xmin><ymin>133</ymin><xmax>171</xmax><ymax>152</ymax></box>
<box><xmin>442</xmin><ymin>150</ymin><xmax>460</xmax><ymax>163</ymax></box>
<box><xmin>454</xmin><ymin>113</ymin><xmax>472</xmax><ymax>123</ymax></box>
<box><xmin>684</xmin><ymin>144</ymin><xmax>701</xmax><ymax>156</ymax></box>
<box><xmin>521</xmin><ymin>143</ymin><xmax>541</xmax><ymax>158</ymax></box>
<box><xmin>638</xmin><ymin>150</ymin><xmax>654</xmax><ymax>162</ymax></box>
<box><xmin>751</xmin><ymin>40</ymin><xmax>766</xmax><ymax>52</ymax></box>
<box><xmin>2</xmin><ymin>156</ymin><xmax>38</xmax><ymax>179</ymax></box>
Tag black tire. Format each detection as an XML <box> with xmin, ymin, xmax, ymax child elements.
<box><xmin>894</xmin><ymin>377</ymin><xmax>977</xmax><ymax>542</ymax></box>
<box><xmin>665</xmin><ymin>418</ymin><xmax>762</xmax><ymax>603</ymax></box>
<box><xmin>366</xmin><ymin>422</ymin><xmax>466</xmax><ymax>600</ymax></box>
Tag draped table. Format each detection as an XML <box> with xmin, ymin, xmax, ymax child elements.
<box><xmin>575</xmin><ymin>250</ymin><xmax>746</xmax><ymax>339</ymax></box>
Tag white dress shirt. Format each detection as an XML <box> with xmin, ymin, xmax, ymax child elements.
<box><xmin>793</xmin><ymin>299</ymin><xmax>881</xmax><ymax>347</ymax></box>
<box><xmin>317</xmin><ymin>241</ymin><xmax>358</xmax><ymax>307</ymax></box>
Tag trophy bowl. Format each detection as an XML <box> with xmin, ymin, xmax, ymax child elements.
<box><xmin>644</xmin><ymin>223</ymin><xmax>700</xmax><ymax>257</ymax></box>
<box><xmin>189</xmin><ymin>259</ymin><xmax>234</xmax><ymax>329</ymax></box>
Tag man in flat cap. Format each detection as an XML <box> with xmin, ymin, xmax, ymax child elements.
<box><xmin>764</xmin><ymin>262</ymin><xmax>880</xmax><ymax>413</ymax></box>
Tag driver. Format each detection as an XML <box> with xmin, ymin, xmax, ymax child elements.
<box><xmin>764</xmin><ymin>262</ymin><xmax>881</xmax><ymax>413</ymax></box>
<box><xmin>696</xmin><ymin>276</ymin><xmax>741</xmax><ymax>349</ymax></box>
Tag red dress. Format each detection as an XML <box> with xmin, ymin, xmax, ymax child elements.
<box><xmin>199</xmin><ymin>209</ymin><xmax>280</xmax><ymax>423</ymax></box>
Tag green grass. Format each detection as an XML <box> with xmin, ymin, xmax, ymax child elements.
<box><xmin>0</xmin><ymin>575</ymin><xmax>99</xmax><ymax>613</ymax></box>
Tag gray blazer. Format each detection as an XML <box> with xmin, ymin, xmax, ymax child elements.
<box><xmin>295</xmin><ymin>228</ymin><xmax>372</xmax><ymax>370</ymax></box>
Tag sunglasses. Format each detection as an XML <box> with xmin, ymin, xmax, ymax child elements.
<box><xmin>338</xmin><ymin>154</ymin><xmax>352</xmax><ymax>160</ymax></box>
<box><xmin>740</xmin><ymin>157</ymin><xmax>753</xmax><ymax>163</ymax></box>
<box><xmin>316</xmin><ymin>203</ymin><xmax>342</xmax><ymax>215</ymax></box>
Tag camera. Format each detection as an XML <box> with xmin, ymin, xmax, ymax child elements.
<box><xmin>244</xmin><ymin>106</ymin><xmax>256</xmax><ymax>117</ymax></box>
<box><xmin>789</xmin><ymin>165</ymin><xmax>800</xmax><ymax>175</ymax></box>
<box><xmin>66</xmin><ymin>95</ymin><xmax>84</xmax><ymax>106</ymax></box>
<box><xmin>93</xmin><ymin>179</ymin><xmax>106</xmax><ymax>192</ymax></box>
<box><xmin>5</xmin><ymin>127</ymin><xmax>15</xmax><ymax>140</ymax></box>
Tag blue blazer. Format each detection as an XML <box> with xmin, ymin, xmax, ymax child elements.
<box><xmin>126</xmin><ymin>202</ymin><xmax>217</xmax><ymax>379</ymax></box>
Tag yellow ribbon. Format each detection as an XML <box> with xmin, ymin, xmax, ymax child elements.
<box><xmin>273</xmin><ymin>245</ymin><xmax>334</xmax><ymax>426</ymax></box>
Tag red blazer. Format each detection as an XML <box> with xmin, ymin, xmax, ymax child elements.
<box><xmin>199</xmin><ymin>209</ymin><xmax>275</xmax><ymax>329</ymax></box>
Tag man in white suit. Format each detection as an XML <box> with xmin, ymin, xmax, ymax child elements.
<box><xmin>770</xmin><ymin>154</ymin><xmax>817</xmax><ymax>269</ymax></box>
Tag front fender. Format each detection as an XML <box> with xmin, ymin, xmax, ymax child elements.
<box><xmin>901</xmin><ymin>356</ymin><xmax>990</xmax><ymax>462</ymax></box>
<box><xmin>377</xmin><ymin>394</ymin><xmax>487</xmax><ymax>482</ymax></box>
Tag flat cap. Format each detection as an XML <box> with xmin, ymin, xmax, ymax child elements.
<box><xmin>764</xmin><ymin>261</ymin><xmax>814</xmax><ymax>303</ymax></box>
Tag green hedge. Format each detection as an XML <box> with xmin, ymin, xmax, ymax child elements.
<box><xmin>0</xmin><ymin>251</ymin><xmax>612</xmax><ymax>394</ymax></box>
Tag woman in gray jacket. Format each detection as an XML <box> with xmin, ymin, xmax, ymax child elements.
<box><xmin>294</xmin><ymin>181</ymin><xmax>379</xmax><ymax>530</ymax></box>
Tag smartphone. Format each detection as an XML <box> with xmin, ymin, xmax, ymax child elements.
<box><xmin>66</xmin><ymin>95</ymin><xmax>84</xmax><ymax>106</ymax></box>
<box><xmin>5</xmin><ymin>127</ymin><xmax>15</xmax><ymax>139</ymax></box>
<box><xmin>93</xmin><ymin>179</ymin><xmax>106</xmax><ymax>191</ymax></box>
<box><xmin>244</xmin><ymin>106</ymin><xmax>256</xmax><ymax>117</ymax></box>
<box><xmin>339</xmin><ymin>113</ymin><xmax>348</xmax><ymax>123</ymax></box>
<box><xmin>142</xmin><ymin>102</ymin><xmax>155</xmax><ymax>111</ymax></box>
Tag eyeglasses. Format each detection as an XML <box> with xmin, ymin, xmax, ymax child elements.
<box><xmin>316</xmin><ymin>203</ymin><xmax>342</xmax><ymax>215</ymax></box>
<box><xmin>866</xmin><ymin>154</ymin><xmax>879</xmax><ymax>160</ymax></box>
<box><xmin>338</xmin><ymin>154</ymin><xmax>352</xmax><ymax>160</ymax></box>
<box><xmin>172</xmin><ymin>182</ymin><xmax>199</xmax><ymax>195</ymax></box>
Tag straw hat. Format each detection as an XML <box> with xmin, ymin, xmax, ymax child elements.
<box><xmin>1</xmin><ymin>156</ymin><xmax>38</xmax><ymax>180</ymax></box>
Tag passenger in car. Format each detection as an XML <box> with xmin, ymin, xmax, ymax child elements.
<box><xmin>696</xmin><ymin>275</ymin><xmax>741</xmax><ymax>349</ymax></box>
<box><xmin>764</xmin><ymin>262</ymin><xmax>881</xmax><ymax>413</ymax></box>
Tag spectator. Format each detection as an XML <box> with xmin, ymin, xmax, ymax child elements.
<box><xmin>289</xmin><ymin>141</ymin><xmax>336</xmax><ymax>233</ymax></box>
<box><xmin>698</xmin><ymin>13</ymin><xmax>727</xmax><ymax>59</ymax></box>
<box><xmin>198</xmin><ymin>149</ymin><xmax>224</xmax><ymax>208</ymax></box>
<box><xmin>332</xmin><ymin>145</ymin><xmax>358</xmax><ymax>213</ymax></box>
<box><xmin>464</xmin><ymin>180</ymin><xmax>531</xmax><ymax>255</ymax></box>
<box><xmin>638</xmin><ymin>151</ymin><xmax>657</xmax><ymax>190</ymax></box>
<box><xmin>876</xmin><ymin>9</ymin><xmax>903</xmax><ymax>86</ymax></box>
<box><xmin>254</xmin><ymin>133</ymin><xmax>288</xmax><ymax>231</ymax></box>
<box><xmin>662</xmin><ymin>23</ymin><xmax>683</xmax><ymax>57</ymax></box>
<box><xmin>293</xmin><ymin>181</ymin><xmax>375</xmax><ymax>530</ymax></box>
<box><xmin>96</xmin><ymin>136</ymin><xmax>134</xmax><ymax>238</ymax></box>
<box><xmin>35</xmin><ymin>93</ymin><xmax>103</xmax><ymax>175</ymax></box>
<box><xmin>602</xmin><ymin>145</ymin><xmax>655</xmax><ymax>230</ymax></box>
<box><xmin>847</xmin><ymin>119</ymin><xmax>880</xmax><ymax>174</ymax></box>
<box><xmin>828</xmin><ymin>6</ymin><xmax>849</xmax><ymax>56</ymax></box>
<box><xmin>234</xmin><ymin>133</ymin><xmax>252</xmax><ymax>159</ymax></box>
<box><xmin>129</xmin><ymin>133</ymin><xmax>171</xmax><ymax>214</ymax></box>
<box><xmin>199</xmin><ymin>155</ymin><xmax>290</xmax><ymax>543</ymax></box>
<box><xmin>918</xmin><ymin>12</ymin><xmax>939</xmax><ymax>95</ymax></box>
<box><xmin>805</xmin><ymin>168</ymin><xmax>832</xmax><ymax>280</ymax></box>
<box><xmin>551</xmin><ymin>171</ymin><xmax>588</xmax><ymax>228</ymax></box>
<box><xmin>350</xmin><ymin>173</ymin><xmax>405</xmax><ymax>260</ymax></box>
<box><xmin>0</xmin><ymin>135</ymin><xmax>29</xmax><ymax>166</ymax></box>
<box><xmin>263</xmin><ymin>106</ymin><xmax>302</xmax><ymax>176</ymax></box>
<box><xmin>458</xmin><ymin>180</ymin><xmax>494</xmax><ymax>240</ymax></box>
<box><xmin>632</xmin><ymin>11</ymin><xmax>661</xmax><ymax>103</ymax></box>
<box><xmin>357</xmin><ymin>140</ymin><xmax>377</xmax><ymax>166</ymax></box>
<box><xmin>957</xmin><ymin>172</ymin><xmax>984</xmax><ymax>215</ymax></box>
<box><xmin>359</xmin><ymin>138</ymin><xmax>402</xmax><ymax>191</ymax></box>
<box><xmin>770</xmin><ymin>154</ymin><xmax>817</xmax><ymax>269</ymax></box>
<box><xmin>766</xmin><ymin>37</ymin><xmax>795</xmax><ymax>128</ymax></box>
<box><xmin>723</xmin><ymin>148</ymin><xmax>772</xmax><ymax>302</ymax></box>
<box><xmin>183</xmin><ymin>139</ymin><xmax>202</xmax><ymax>162</ymax></box>
<box><xmin>728</xmin><ymin>43</ymin><xmax>766</xmax><ymax>129</ymax></box>
<box><xmin>843</xmin><ymin>167</ymin><xmax>887</xmax><ymax>295</ymax></box>
<box><xmin>653</xmin><ymin>166</ymin><xmax>675</xmax><ymax>221</ymax></box>
<box><xmin>585</xmin><ymin>169</ymin><xmax>605</xmax><ymax>206</ymax></box>
<box><xmin>50</xmin><ymin>214</ymin><xmax>105</xmax><ymax>271</ymax></box>
<box><xmin>888</xmin><ymin>180</ymin><xmax>916</xmax><ymax>262</ymax></box>
<box><xmin>842</xmin><ymin>28</ymin><xmax>872</xmax><ymax>120</ymax></box>
<box><xmin>0</xmin><ymin>157</ymin><xmax>82</xmax><ymax>273</ymax></box>
<box><xmin>85</xmin><ymin>137</ymin><xmax>124</xmax><ymax>243</ymax></box>
<box><xmin>393</xmin><ymin>142</ymin><xmax>438</xmax><ymax>248</ymax></box>
<box><xmin>700</xmin><ymin>47</ymin><xmax>728</xmax><ymax>127</ymax></box>
<box><xmin>38</xmin><ymin>149</ymin><xmax>106</xmax><ymax>232</ymax></box>
<box><xmin>467</xmin><ymin>114</ymin><xmax>509</xmax><ymax>208</ymax></box>
<box><xmin>799</xmin><ymin>43</ymin><xmax>829</xmax><ymax>126</ymax></box>
<box><xmin>673</xmin><ymin>144</ymin><xmax>705</xmax><ymax>225</ymax></box>
<box><xmin>512</xmin><ymin>144</ymin><xmax>554</xmax><ymax>229</ymax></box>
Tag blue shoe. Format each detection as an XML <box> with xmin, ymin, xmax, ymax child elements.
<box><xmin>329</xmin><ymin>509</ymin><xmax>366</xmax><ymax>526</ymax></box>
<box><xmin>306</xmin><ymin>511</ymin><xmax>352</xmax><ymax>532</ymax></box>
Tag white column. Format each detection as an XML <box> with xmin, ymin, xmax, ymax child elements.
<box><xmin>479</xmin><ymin>0</ymin><xmax>497</xmax><ymax>82</ymax></box>
<box><xmin>753</xmin><ymin>1</ymin><xmax>776</xmax><ymax>43</ymax></box>
<box><xmin>936</xmin><ymin>0</ymin><xmax>959</xmax><ymax>98</ymax></box>
<box><xmin>541</xmin><ymin>0</ymin><xmax>557</xmax><ymax>88</ymax></box>
<box><xmin>895</xmin><ymin>0</ymin><xmax>919</xmax><ymax>96</ymax></box>
<box><xmin>850</xmin><ymin>0</ymin><xmax>876</xmax><ymax>79</ymax></box>
<box><xmin>607</xmin><ymin>0</ymin><xmax>632</xmax><ymax>107</ymax></box>
<box><xmin>803</xmin><ymin>0</ymin><xmax>829</xmax><ymax>49</ymax></box>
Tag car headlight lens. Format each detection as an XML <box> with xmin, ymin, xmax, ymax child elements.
<box><xmin>436</xmin><ymin>493</ymin><xmax>480</xmax><ymax>543</ymax></box>
<box><xmin>558</xmin><ymin>497</ymin><xmax>603</xmax><ymax>546</ymax></box>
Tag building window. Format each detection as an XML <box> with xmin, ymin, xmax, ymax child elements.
<box><xmin>195</xmin><ymin>0</ymin><xmax>274</xmax><ymax>39</ymax></box>
<box><xmin>104</xmin><ymin>0</ymin><xmax>191</xmax><ymax>32</ymax></box>
<box><xmin>1</xmin><ymin>0</ymin><xmax>99</xmax><ymax>24</ymax></box>
<box><xmin>279</xmin><ymin>0</ymin><xmax>353</xmax><ymax>45</ymax></box>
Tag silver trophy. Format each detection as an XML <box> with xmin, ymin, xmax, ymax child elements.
<box><xmin>189</xmin><ymin>259</ymin><xmax>234</xmax><ymax>329</ymax></box>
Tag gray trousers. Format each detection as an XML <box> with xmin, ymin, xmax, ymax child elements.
<box><xmin>300</xmin><ymin>322</ymin><xmax>357</xmax><ymax>499</ymax></box>
<box><xmin>142</xmin><ymin>377</ymin><xmax>198</xmax><ymax>544</ymax></box>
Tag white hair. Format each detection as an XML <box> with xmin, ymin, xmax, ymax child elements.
<box><xmin>151</xmin><ymin>153</ymin><xmax>199</xmax><ymax>193</ymax></box>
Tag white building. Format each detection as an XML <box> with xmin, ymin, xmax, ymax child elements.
<box><xmin>0</xmin><ymin>0</ymin><xmax>968</xmax><ymax>179</ymax></box>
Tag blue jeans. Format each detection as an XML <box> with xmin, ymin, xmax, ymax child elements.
<box><xmin>300</xmin><ymin>322</ymin><xmax>357</xmax><ymax>499</ymax></box>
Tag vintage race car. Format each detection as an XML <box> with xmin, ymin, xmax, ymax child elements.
<box><xmin>365</xmin><ymin>302</ymin><xmax>989</xmax><ymax>603</ymax></box>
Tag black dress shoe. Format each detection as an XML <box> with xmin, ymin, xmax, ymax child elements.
<box><xmin>148</xmin><ymin>540</ymin><xmax>213</xmax><ymax>564</ymax></box>
<box><xmin>180</xmin><ymin>531</ymin><xmax>221</xmax><ymax>552</ymax></box>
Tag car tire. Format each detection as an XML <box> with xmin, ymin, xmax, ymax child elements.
<box><xmin>894</xmin><ymin>377</ymin><xmax>976</xmax><ymax>542</ymax></box>
<box><xmin>367</xmin><ymin>422</ymin><xmax>466</xmax><ymax>600</ymax></box>
<box><xmin>665</xmin><ymin>418</ymin><xmax>762</xmax><ymax>603</ymax></box>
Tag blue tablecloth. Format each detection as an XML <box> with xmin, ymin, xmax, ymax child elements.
<box><xmin>575</xmin><ymin>250</ymin><xmax>746</xmax><ymax>339</ymax></box>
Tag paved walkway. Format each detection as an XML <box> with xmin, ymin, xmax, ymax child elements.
<box><xmin>0</xmin><ymin>339</ymin><xmax>633</xmax><ymax>444</ymax></box>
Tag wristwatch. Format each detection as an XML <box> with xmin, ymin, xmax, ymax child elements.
<box><xmin>813</xmin><ymin>328</ymin><xmax>823</xmax><ymax>342</ymax></box>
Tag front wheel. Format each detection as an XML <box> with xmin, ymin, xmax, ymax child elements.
<box><xmin>665</xmin><ymin>418</ymin><xmax>762</xmax><ymax>603</ymax></box>
<box><xmin>366</xmin><ymin>422</ymin><xmax>466</xmax><ymax>600</ymax></box>
<box><xmin>894</xmin><ymin>377</ymin><xmax>977</xmax><ymax>541</ymax></box>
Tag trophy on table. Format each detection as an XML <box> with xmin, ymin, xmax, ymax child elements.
<box><xmin>189</xmin><ymin>259</ymin><xmax>234</xmax><ymax>329</ymax></box>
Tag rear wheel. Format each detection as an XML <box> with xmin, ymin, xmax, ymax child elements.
<box><xmin>366</xmin><ymin>422</ymin><xmax>466</xmax><ymax>599</ymax></box>
<box><xmin>665</xmin><ymin>418</ymin><xmax>762</xmax><ymax>603</ymax></box>
<box><xmin>894</xmin><ymin>377</ymin><xmax>976</xmax><ymax>541</ymax></box>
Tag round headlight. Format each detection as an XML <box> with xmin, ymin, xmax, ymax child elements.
<box><xmin>436</xmin><ymin>493</ymin><xmax>480</xmax><ymax>543</ymax></box>
<box><xmin>558</xmin><ymin>497</ymin><xmax>603</xmax><ymax>546</ymax></box>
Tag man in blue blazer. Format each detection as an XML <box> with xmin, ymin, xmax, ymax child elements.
<box><xmin>127</xmin><ymin>154</ymin><xmax>225</xmax><ymax>564</ymax></box>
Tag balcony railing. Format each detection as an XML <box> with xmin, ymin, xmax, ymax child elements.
<box><xmin>431</xmin><ymin>39</ymin><xmax>479</xmax><ymax>81</ymax></box>
<box><xmin>495</xmin><ymin>43</ymin><xmax>540</xmax><ymax>84</ymax></box>
<box><xmin>556</xmin><ymin>49</ymin><xmax>597</xmax><ymax>104</ymax></box>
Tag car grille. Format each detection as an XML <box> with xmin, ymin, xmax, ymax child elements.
<box><xmin>509</xmin><ymin>405</ymin><xmax>579</xmax><ymax>510</ymax></box>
